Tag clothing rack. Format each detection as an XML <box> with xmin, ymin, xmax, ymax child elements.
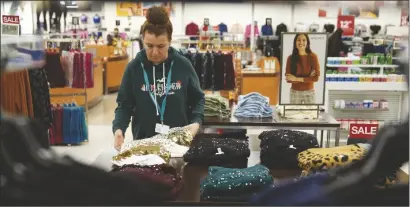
<box><xmin>44</xmin><ymin>37</ymin><xmax>89</xmax><ymax>124</ymax></box>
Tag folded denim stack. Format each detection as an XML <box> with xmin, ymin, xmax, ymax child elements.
<box><xmin>204</xmin><ymin>94</ymin><xmax>231</xmax><ymax>117</ymax></box>
<box><xmin>200</xmin><ymin>164</ymin><xmax>273</xmax><ymax>202</ymax></box>
<box><xmin>259</xmin><ymin>130</ymin><xmax>319</xmax><ymax>169</ymax></box>
<box><xmin>234</xmin><ymin>92</ymin><xmax>273</xmax><ymax>118</ymax></box>
<box><xmin>110</xmin><ymin>164</ymin><xmax>184</xmax><ymax>201</ymax></box>
<box><xmin>183</xmin><ymin>137</ymin><xmax>250</xmax><ymax>167</ymax></box>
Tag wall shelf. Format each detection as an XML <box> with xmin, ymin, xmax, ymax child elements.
<box><xmin>333</xmin><ymin>108</ymin><xmax>389</xmax><ymax>112</ymax></box>
<box><xmin>326</xmin><ymin>64</ymin><xmax>399</xmax><ymax>68</ymax></box>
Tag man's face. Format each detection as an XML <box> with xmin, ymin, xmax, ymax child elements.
<box><xmin>143</xmin><ymin>32</ymin><xmax>170</xmax><ymax>64</ymax></box>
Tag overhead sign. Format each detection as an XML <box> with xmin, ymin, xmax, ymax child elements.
<box><xmin>2</xmin><ymin>15</ymin><xmax>20</xmax><ymax>24</ymax></box>
<box><xmin>337</xmin><ymin>15</ymin><xmax>355</xmax><ymax>36</ymax></box>
<box><xmin>349</xmin><ymin>124</ymin><xmax>379</xmax><ymax>139</ymax></box>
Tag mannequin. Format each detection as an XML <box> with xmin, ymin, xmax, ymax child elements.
<box><xmin>261</xmin><ymin>18</ymin><xmax>273</xmax><ymax>36</ymax></box>
<box><xmin>36</xmin><ymin>1</ymin><xmax>49</xmax><ymax>31</ymax></box>
<box><xmin>49</xmin><ymin>1</ymin><xmax>62</xmax><ymax>32</ymax></box>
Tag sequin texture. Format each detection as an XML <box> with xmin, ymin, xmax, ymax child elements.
<box><xmin>259</xmin><ymin>130</ymin><xmax>319</xmax><ymax>169</ymax></box>
<box><xmin>200</xmin><ymin>164</ymin><xmax>273</xmax><ymax>201</ymax></box>
<box><xmin>183</xmin><ymin>138</ymin><xmax>250</xmax><ymax>166</ymax></box>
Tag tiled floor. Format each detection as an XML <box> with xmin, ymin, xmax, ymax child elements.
<box><xmin>50</xmin><ymin>93</ymin><xmax>345</xmax><ymax>167</ymax></box>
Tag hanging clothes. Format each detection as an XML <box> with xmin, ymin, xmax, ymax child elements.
<box><xmin>45</xmin><ymin>52</ymin><xmax>66</xmax><ymax>88</ymax></box>
<box><xmin>60</xmin><ymin>50</ymin><xmax>94</xmax><ymax>88</ymax></box>
<box><xmin>49</xmin><ymin>104</ymin><xmax>88</xmax><ymax>145</ymax></box>
<box><xmin>245</xmin><ymin>24</ymin><xmax>260</xmax><ymax>39</ymax></box>
<box><xmin>0</xmin><ymin>70</ymin><xmax>34</xmax><ymax>118</ymax></box>
<box><xmin>28</xmin><ymin>67</ymin><xmax>53</xmax><ymax>129</ymax></box>
<box><xmin>179</xmin><ymin>50</ymin><xmax>236</xmax><ymax>91</ymax></box>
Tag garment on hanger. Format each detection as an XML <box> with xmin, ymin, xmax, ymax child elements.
<box><xmin>261</xmin><ymin>24</ymin><xmax>274</xmax><ymax>36</ymax></box>
<box><xmin>230</xmin><ymin>23</ymin><xmax>244</xmax><ymax>34</ymax></box>
<box><xmin>276</xmin><ymin>23</ymin><xmax>288</xmax><ymax>36</ymax></box>
<box><xmin>245</xmin><ymin>24</ymin><xmax>260</xmax><ymax>38</ymax></box>
<box><xmin>185</xmin><ymin>22</ymin><xmax>199</xmax><ymax>40</ymax></box>
<box><xmin>0</xmin><ymin>70</ymin><xmax>34</xmax><ymax>118</ymax></box>
<box><xmin>327</xmin><ymin>28</ymin><xmax>344</xmax><ymax>57</ymax></box>
<box><xmin>309</xmin><ymin>23</ymin><xmax>320</xmax><ymax>32</ymax></box>
<box><xmin>36</xmin><ymin>1</ymin><xmax>49</xmax><ymax>31</ymax></box>
<box><xmin>324</xmin><ymin>24</ymin><xmax>335</xmax><ymax>33</ymax></box>
<box><xmin>60</xmin><ymin>50</ymin><xmax>94</xmax><ymax>88</ymax></box>
<box><xmin>294</xmin><ymin>23</ymin><xmax>308</xmax><ymax>32</ymax></box>
<box><xmin>80</xmin><ymin>14</ymin><xmax>88</xmax><ymax>24</ymax></box>
<box><xmin>354</xmin><ymin>24</ymin><xmax>368</xmax><ymax>37</ymax></box>
<box><xmin>218</xmin><ymin>22</ymin><xmax>228</xmax><ymax>37</ymax></box>
<box><xmin>28</xmin><ymin>67</ymin><xmax>53</xmax><ymax>129</ymax></box>
<box><xmin>49</xmin><ymin>103</ymin><xmax>88</xmax><ymax>145</ymax></box>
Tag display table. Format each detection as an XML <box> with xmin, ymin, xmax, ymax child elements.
<box><xmin>240</xmin><ymin>70</ymin><xmax>280</xmax><ymax>105</ymax></box>
<box><xmin>105</xmin><ymin>55</ymin><xmax>129</xmax><ymax>93</ymax></box>
<box><xmin>203</xmin><ymin>109</ymin><xmax>341</xmax><ymax>147</ymax></box>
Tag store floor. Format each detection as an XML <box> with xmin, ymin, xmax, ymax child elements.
<box><xmin>50</xmin><ymin>93</ymin><xmax>347</xmax><ymax>167</ymax></box>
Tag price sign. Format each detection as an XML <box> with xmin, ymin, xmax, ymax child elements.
<box><xmin>337</xmin><ymin>15</ymin><xmax>355</xmax><ymax>36</ymax></box>
<box><xmin>1</xmin><ymin>15</ymin><xmax>20</xmax><ymax>36</ymax></box>
<box><xmin>72</xmin><ymin>17</ymin><xmax>79</xmax><ymax>26</ymax></box>
<box><xmin>349</xmin><ymin>124</ymin><xmax>379</xmax><ymax>139</ymax></box>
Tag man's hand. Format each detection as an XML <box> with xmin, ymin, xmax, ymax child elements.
<box><xmin>114</xmin><ymin>129</ymin><xmax>124</xmax><ymax>151</ymax></box>
<box><xmin>310</xmin><ymin>70</ymin><xmax>316</xmax><ymax>77</ymax></box>
<box><xmin>184</xmin><ymin>123</ymin><xmax>200</xmax><ymax>137</ymax></box>
<box><xmin>286</xmin><ymin>74</ymin><xmax>303</xmax><ymax>82</ymax></box>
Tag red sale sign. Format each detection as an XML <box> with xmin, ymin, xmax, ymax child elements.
<box><xmin>349</xmin><ymin>124</ymin><xmax>379</xmax><ymax>139</ymax></box>
<box><xmin>2</xmin><ymin>15</ymin><xmax>20</xmax><ymax>24</ymax></box>
<box><xmin>337</xmin><ymin>15</ymin><xmax>355</xmax><ymax>36</ymax></box>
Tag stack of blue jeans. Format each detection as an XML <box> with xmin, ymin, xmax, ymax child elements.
<box><xmin>234</xmin><ymin>92</ymin><xmax>273</xmax><ymax>118</ymax></box>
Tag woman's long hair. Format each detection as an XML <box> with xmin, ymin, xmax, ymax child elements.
<box><xmin>290</xmin><ymin>33</ymin><xmax>312</xmax><ymax>76</ymax></box>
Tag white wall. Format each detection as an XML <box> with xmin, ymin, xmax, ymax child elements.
<box><xmin>3</xmin><ymin>1</ymin><xmax>406</xmax><ymax>36</ymax></box>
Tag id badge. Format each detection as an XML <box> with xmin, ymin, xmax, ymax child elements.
<box><xmin>155</xmin><ymin>123</ymin><xmax>170</xmax><ymax>134</ymax></box>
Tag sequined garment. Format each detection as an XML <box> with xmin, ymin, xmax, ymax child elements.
<box><xmin>183</xmin><ymin>138</ymin><xmax>250</xmax><ymax>166</ymax></box>
<box><xmin>259</xmin><ymin>130</ymin><xmax>319</xmax><ymax>169</ymax></box>
<box><xmin>110</xmin><ymin>164</ymin><xmax>184</xmax><ymax>201</ymax></box>
<box><xmin>121</xmin><ymin>135</ymin><xmax>189</xmax><ymax>158</ymax></box>
<box><xmin>200</xmin><ymin>164</ymin><xmax>273</xmax><ymax>201</ymax></box>
<box><xmin>166</xmin><ymin>127</ymin><xmax>193</xmax><ymax>146</ymax></box>
<box><xmin>113</xmin><ymin>145</ymin><xmax>171</xmax><ymax>163</ymax></box>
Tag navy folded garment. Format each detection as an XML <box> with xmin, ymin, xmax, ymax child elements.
<box><xmin>249</xmin><ymin>173</ymin><xmax>332</xmax><ymax>206</ymax></box>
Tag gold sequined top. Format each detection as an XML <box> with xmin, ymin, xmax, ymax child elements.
<box><xmin>166</xmin><ymin>127</ymin><xmax>193</xmax><ymax>146</ymax></box>
<box><xmin>113</xmin><ymin>145</ymin><xmax>171</xmax><ymax>163</ymax></box>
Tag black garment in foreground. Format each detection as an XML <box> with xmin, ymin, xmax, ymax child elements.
<box><xmin>183</xmin><ymin>137</ymin><xmax>250</xmax><ymax>166</ymax></box>
<box><xmin>259</xmin><ymin>129</ymin><xmax>319</xmax><ymax>169</ymax></box>
<box><xmin>0</xmin><ymin>118</ymin><xmax>168</xmax><ymax>206</ymax></box>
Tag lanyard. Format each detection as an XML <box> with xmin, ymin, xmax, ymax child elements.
<box><xmin>141</xmin><ymin>61</ymin><xmax>174</xmax><ymax>124</ymax></box>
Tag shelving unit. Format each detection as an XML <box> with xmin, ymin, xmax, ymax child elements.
<box><xmin>333</xmin><ymin>108</ymin><xmax>389</xmax><ymax>112</ymax></box>
<box><xmin>326</xmin><ymin>64</ymin><xmax>399</xmax><ymax>68</ymax></box>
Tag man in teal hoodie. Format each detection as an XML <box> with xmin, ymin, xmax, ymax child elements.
<box><xmin>112</xmin><ymin>6</ymin><xmax>205</xmax><ymax>150</ymax></box>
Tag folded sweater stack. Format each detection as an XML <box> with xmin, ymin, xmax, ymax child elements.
<box><xmin>200</xmin><ymin>164</ymin><xmax>273</xmax><ymax>202</ymax></box>
<box><xmin>234</xmin><ymin>92</ymin><xmax>273</xmax><ymax>118</ymax></box>
<box><xmin>204</xmin><ymin>94</ymin><xmax>231</xmax><ymax>118</ymax></box>
<box><xmin>183</xmin><ymin>137</ymin><xmax>250</xmax><ymax>167</ymax></box>
<box><xmin>259</xmin><ymin>130</ymin><xmax>319</xmax><ymax>169</ymax></box>
<box><xmin>110</xmin><ymin>164</ymin><xmax>184</xmax><ymax>201</ymax></box>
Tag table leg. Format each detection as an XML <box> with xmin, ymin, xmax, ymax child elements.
<box><xmin>326</xmin><ymin>130</ymin><xmax>331</xmax><ymax>148</ymax></box>
<box><xmin>335</xmin><ymin>128</ymin><xmax>341</xmax><ymax>147</ymax></box>
<box><xmin>320</xmin><ymin>130</ymin><xmax>324</xmax><ymax>148</ymax></box>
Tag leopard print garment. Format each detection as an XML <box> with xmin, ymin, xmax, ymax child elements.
<box><xmin>298</xmin><ymin>144</ymin><xmax>397</xmax><ymax>187</ymax></box>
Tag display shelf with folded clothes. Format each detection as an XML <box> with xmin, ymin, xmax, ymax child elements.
<box><xmin>183</xmin><ymin>137</ymin><xmax>250</xmax><ymax>167</ymax></box>
<box><xmin>204</xmin><ymin>94</ymin><xmax>231</xmax><ymax>118</ymax></box>
<box><xmin>297</xmin><ymin>143</ymin><xmax>398</xmax><ymax>187</ymax></box>
<box><xmin>200</xmin><ymin>164</ymin><xmax>273</xmax><ymax>202</ymax></box>
<box><xmin>259</xmin><ymin>129</ymin><xmax>319</xmax><ymax>169</ymax></box>
<box><xmin>110</xmin><ymin>164</ymin><xmax>184</xmax><ymax>201</ymax></box>
<box><xmin>234</xmin><ymin>92</ymin><xmax>273</xmax><ymax>118</ymax></box>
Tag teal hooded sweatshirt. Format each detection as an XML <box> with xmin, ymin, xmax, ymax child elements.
<box><xmin>112</xmin><ymin>47</ymin><xmax>205</xmax><ymax>139</ymax></box>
